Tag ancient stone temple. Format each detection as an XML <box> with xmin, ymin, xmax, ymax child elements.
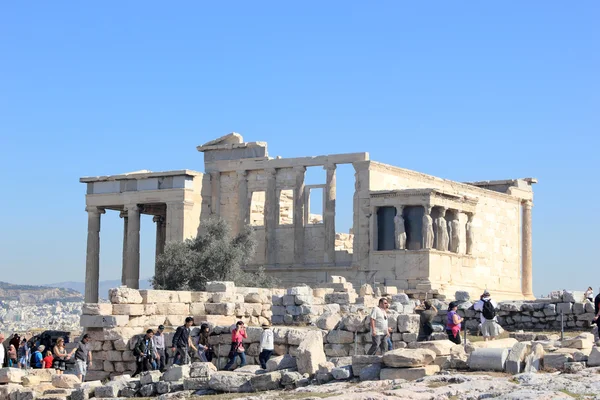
<box><xmin>80</xmin><ymin>133</ymin><xmax>536</xmax><ymax>302</ymax></box>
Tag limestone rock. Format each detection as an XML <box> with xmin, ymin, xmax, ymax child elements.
<box><xmin>383</xmin><ymin>348</ymin><xmax>436</xmax><ymax>368</ymax></box>
<box><xmin>397</xmin><ymin>314</ymin><xmax>420</xmax><ymax>333</ymax></box>
<box><xmin>190</xmin><ymin>362</ymin><xmax>217</xmax><ymax>378</ymax></box>
<box><xmin>562</xmin><ymin>332</ymin><xmax>594</xmax><ymax>349</ymax></box>
<box><xmin>472</xmin><ymin>338</ymin><xmax>517</xmax><ymax>349</ymax></box>
<box><xmin>140</xmin><ymin>370</ymin><xmax>162</xmax><ymax>385</ymax></box>
<box><xmin>0</xmin><ymin>368</ymin><xmax>26</xmax><ymax>384</ymax></box>
<box><xmin>51</xmin><ymin>374</ymin><xmax>81</xmax><ymax>388</ymax></box>
<box><xmin>341</xmin><ymin>313</ymin><xmax>368</xmax><ymax>332</ymax></box>
<box><xmin>22</xmin><ymin>375</ymin><xmax>41</xmax><ymax>387</ymax></box>
<box><xmin>542</xmin><ymin>353</ymin><xmax>572</xmax><ymax>370</ymax></box>
<box><xmin>316</xmin><ymin>312</ymin><xmax>342</xmax><ymax>330</ymax></box>
<box><xmin>505</xmin><ymin>342</ymin><xmax>532</xmax><ymax>375</ymax></box>
<box><xmin>82</xmin><ymin>303</ymin><xmax>113</xmax><ymax>315</ymax></box>
<box><xmin>183</xmin><ymin>377</ymin><xmax>210</xmax><ymax>391</ymax></box>
<box><xmin>563</xmin><ymin>361</ymin><xmax>585</xmax><ymax>373</ymax></box>
<box><xmin>563</xmin><ymin>290</ymin><xmax>585</xmax><ymax>303</ymax></box>
<box><xmin>206</xmin><ymin>281</ymin><xmax>235</xmax><ymax>293</ymax></box>
<box><xmin>266</xmin><ymin>354</ymin><xmax>297</xmax><ymax>372</ymax></box>
<box><xmin>208</xmin><ymin>371</ymin><xmax>252</xmax><ymax>393</ymax></box>
<box><xmin>359</xmin><ymin>363</ymin><xmax>381</xmax><ymax>381</ymax></box>
<box><xmin>327</xmin><ymin>330</ymin><xmax>355</xmax><ymax>344</ymax></box>
<box><xmin>281</xmin><ymin>371</ymin><xmax>304</xmax><ymax>388</ymax></box>
<box><xmin>288</xmin><ymin>286</ymin><xmax>311</xmax><ymax>296</ymax></box>
<box><xmin>163</xmin><ymin>365</ymin><xmax>191</xmax><ymax>381</ymax></box>
<box><xmin>380</xmin><ymin>365</ymin><xmax>440</xmax><ymax>380</ymax></box>
<box><xmin>297</xmin><ymin>330</ymin><xmax>327</xmax><ymax>376</ymax></box>
<box><xmin>360</xmin><ymin>284</ymin><xmax>374</xmax><ymax>296</ymax></box>
<box><xmin>524</xmin><ymin>343</ymin><xmax>544</xmax><ymax>373</ymax></box>
<box><xmin>412</xmin><ymin>340</ymin><xmax>455</xmax><ymax>356</ymax></box>
<box><xmin>587</xmin><ymin>346</ymin><xmax>600</xmax><ymax>367</ymax></box>
<box><xmin>332</xmin><ymin>366</ymin><xmax>352</xmax><ymax>380</ymax></box>
<box><xmin>109</xmin><ymin>287</ymin><xmax>143</xmax><ymax>304</ymax></box>
<box><xmin>249</xmin><ymin>371</ymin><xmax>282</xmax><ymax>392</ymax></box>
<box><xmin>26</xmin><ymin>368</ymin><xmax>56</xmax><ymax>382</ymax></box>
<box><xmin>155</xmin><ymin>381</ymin><xmax>171</xmax><ymax>394</ymax></box>
<box><xmin>139</xmin><ymin>383</ymin><xmax>156</xmax><ymax>397</ymax></box>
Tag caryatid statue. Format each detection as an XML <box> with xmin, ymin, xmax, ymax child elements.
<box><xmin>466</xmin><ymin>212</ymin><xmax>474</xmax><ymax>255</ymax></box>
<box><xmin>435</xmin><ymin>207</ymin><xmax>449</xmax><ymax>251</ymax></box>
<box><xmin>394</xmin><ymin>206</ymin><xmax>406</xmax><ymax>250</ymax></box>
<box><xmin>422</xmin><ymin>206</ymin><xmax>434</xmax><ymax>249</ymax></box>
<box><xmin>449</xmin><ymin>214</ymin><xmax>461</xmax><ymax>253</ymax></box>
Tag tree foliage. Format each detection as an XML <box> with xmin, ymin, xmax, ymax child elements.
<box><xmin>152</xmin><ymin>217</ymin><xmax>279</xmax><ymax>291</ymax></box>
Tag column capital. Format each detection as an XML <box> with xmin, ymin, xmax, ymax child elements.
<box><xmin>292</xmin><ymin>165</ymin><xmax>306</xmax><ymax>174</ymax></box>
<box><xmin>237</xmin><ymin>169</ymin><xmax>247</xmax><ymax>179</ymax></box>
<box><xmin>465</xmin><ymin>211</ymin><xmax>475</xmax><ymax>221</ymax></box>
<box><xmin>125</xmin><ymin>204</ymin><xmax>140</xmax><ymax>212</ymax></box>
<box><xmin>265</xmin><ymin>168</ymin><xmax>277</xmax><ymax>177</ymax></box>
<box><xmin>119</xmin><ymin>210</ymin><xmax>128</xmax><ymax>218</ymax></box>
<box><xmin>352</xmin><ymin>161</ymin><xmax>370</xmax><ymax>172</ymax></box>
<box><xmin>323</xmin><ymin>163</ymin><xmax>337</xmax><ymax>171</ymax></box>
<box><xmin>85</xmin><ymin>206</ymin><xmax>105</xmax><ymax>215</ymax></box>
<box><xmin>522</xmin><ymin>200</ymin><xmax>533</xmax><ymax>209</ymax></box>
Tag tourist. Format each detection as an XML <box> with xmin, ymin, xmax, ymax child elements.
<box><xmin>18</xmin><ymin>339</ymin><xmax>29</xmax><ymax>369</ymax></box>
<box><xmin>258</xmin><ymin>322</ymin><xmax>274</xmax><ymax>369</ymax></box>
<box><xmin>43</xmin><ymin>350</ymin><xmax>54</xmax><ymax>369</ymax></box>
<box><xmin>586</xmin><ymin>287</ymin><xmax>594</xmax><ymax>302</ymax></box>
<box><xmin>367</xmin><ymin>298</ymin><xmax>390</xmax><ymax>355</ymax></box>
<box><xmin>8</xmin><ymin>344</ymin><xmax>17</xmax><ymax>367</ymax></box>
<box><xmin>67</xmin><ymin>334</ymin><xmax>92</xmax><ymax>381</ymax></box>
<box><xmin>133</xmin><ymin>329</ymin><xmax>157</xmax><ymax>377</ymax></box>
<box><xmin>53</xmin><ymin>338</ymin><xmax>68</xmax><ymax>374</ymax></box>
<box><xmin>64</xmin><ymin>332</ymin><xmax>71</xmax><ymax>345</ymax></box>
<box><xmin>417</xmin><ymin>300</ymin><xmax>438</xmax><ymax>342</ymax></box>
<box><xmin>32</xmin><ymin>345</ymin><xmax>44</xmax><ymax>369</ymax></box>
<box><xmin>0</xmin><ymin>332</ymin><xmax>6</xmax><ymax>368</ymax></box>
<box><xmin>171</xmin><ymin>317</ymin><xmax>197</xmax><ymax>366</ymax></box>
<box><xmin>474</xmin><ymin>290</ymin><xmax>502</xmax><ymax>341</ymax></box>
<box><xmin>446</xmin><ymin>302</ymin><xmax>463</xmax><ymax>344</ymax></box>
<box><xmin>153</xmin><ymin>325</ymin><xmax>167</xmax><ymax>371</ymax></box>
<box><xmin>224</xmin><ymin>321</ymin><xmax>248</xmax><ymax>370</ymax></box>
<box><xmin>10</xmin><ymin>333</ymin><xmax>21</xmax><ymax>352</ymax></box>
<box><xmin>197</xmin><ymin>323</ymin><xmax>212</xmax><ymax>362</ymax></box>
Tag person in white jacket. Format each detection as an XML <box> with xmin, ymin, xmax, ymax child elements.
<box><xmin>258</xmin><ymin>322</ymin><xmax>274</xmax><ymax>369</ymax></box>
<box><xmin>473</xmin><ymin>290</ymin><xmax>503</xmax><ymax>341</ymax></box>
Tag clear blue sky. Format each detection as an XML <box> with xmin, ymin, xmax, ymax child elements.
<box><xmin>1</xmin><ymin>2</ymin><xmax>598</xmax><ymax>297</ymax></box>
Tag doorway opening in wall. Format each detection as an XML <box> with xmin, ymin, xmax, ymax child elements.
<box><xmin>250</xmin><ymin>191</ymin><xmax>266</xmax><ymax>227</ymax></box>
<box><xmin>278</xmin><ymin>189</ymin><xmax>294</xmax><ymax>225</ymax></box>
<box><xmin>307</xmin><ymin>187</ymin><xmax>323</xmax><ymax>225</ymax></box>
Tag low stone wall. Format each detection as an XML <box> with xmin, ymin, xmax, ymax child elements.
<box><xmin>431</xmin><ymin>290</ymin><xmax>596</xmax><ymax>333</ymax></box>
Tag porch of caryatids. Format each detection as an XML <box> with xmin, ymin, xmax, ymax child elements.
<box><xmin>422</xmin><ymin>206</ymin><xmax>434</xmax><ymax>249</ymax></box>
<box><xmin>394</xmin><ymin>205</ymin><xmax>406</xmax><ymax>250</ymax></box>
<box><xmin>465</xmin><ymin>212</ymin><xmax>475</xmax><ymax>255</ymax></box>
<box><xmin>264</xmin><ymin>168</ymin><xmax>277</xmax><ymax>265</ymax></box>
<box><xmin>522</xmin><ymin>200</ymin><xmax>534</xmax><ymax>299</ymax></box>
<box><xmin>85</xmin><ymin>206</ymin><xmax>105</xmax><ymax>303</ymax></box>
<box><xmin>435</xmin><ymin>207</ymin><xmax>449</xmax><ymax>251</ymax></box>
<box><xmin>293</xmin><ymin>166</ymin><xmax>306</xmax><ymax>265</ymax></box>
<box><xmin>125</xmin><ymin>204</ymin><xmax>141</xmax><ymax>289</ymax></box>
<box><xmin>324</xmin><ymin>163</ymin><xmax>337</xmax><ymax>264</ymax></box>
<box><xmin>119</xmin><ymin>210</ymin><xmax>128</xmax><ymax>286</ymax></box>
<box><xmin>448</xmin><ymin>211</ymin><xmax>461</xmax><ymax>253</ymax></box>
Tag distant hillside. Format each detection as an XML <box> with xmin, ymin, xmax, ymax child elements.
<box><xmin>44</xmin><ymin>279</ymin><xmax>153</xmax><ymax>300</ymax></box>
<box><xmin>0</xmin><ymin>281</ymin><xmax>83</xmax><ymax>304</ymax></box>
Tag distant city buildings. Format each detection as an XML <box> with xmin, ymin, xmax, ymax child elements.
<box><xmin>0</xmin><ymin>300</ymin><xmax>83</xmax><ymax>333</ymax></box>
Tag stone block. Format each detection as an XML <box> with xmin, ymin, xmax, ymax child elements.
<box><xmin>524</xmin><ymin>343</ymin><xmax>544</xmax><ymax>373</ymax></box>
<box><xmin>587</xmin><ymin>346</ymin><xmax>600</xmax><ymax>367</ymax></box>
<box><xmin>208</xmin><ymin>371</ymin><xmax>252</xmax><ymax>393</ymax></box>
<box><xmin>26</xmin><ymin>368</ymin><xmax>56</xmax><ymax>382</ymax></box>
<box><xmin>295</xmin><ymin>295</ymin><xmax>314</xmax><ymax>305</ymax></box>
<box><xmin>323</xmin><ymin>303</ymin><xmax>341</xmax><ymax>314</ymax></box>
<box><xmin>82</xmin><ymin>303</ymin><xmax>113</xmax><ymax>315</ymax></box>
<box><xmin>402</xmin><ymin>333</ymin><xmax>418</xmax><ymax>343</ymax></box>
<box><xmin>556</xmin><ymin>302</ymin><xmax>572</xmax><ymax>314</ymax></box>
<box><xmin>183</xmin><ymin>377</ymin><xmax>210</xmax><ymax>391</ymax></box>
<box><xmin>0</xmin><ymin>368</ymin><xmax>26</xmax><ymax>384</ymax></box>
<box><xmin>359</xmin><ymin>284</ymin><xmax>374</xmax><ymax>296</ymax></box>
<box><xmin>249</xmin><ymin>371</ymin><xmax>282</xmax><ymax>391</ymax></box>
<box><xmin>543</xmin><ymin>303</ymin><xmax>556</xmax><ymax>316</ymax></box>
<box><xmin>205</xmin><ymin>303</ymin><xmax>235</xmax><ymax>315</ymax></box>
<box><xmin>412</xmin><ymin>340</ymin><xmax>455</xmax><ymax>356</ymax></box>
<box><xmin>468</xmin><ymin>348</ymin><xmax>509</xmax><ymax>371</ymax></box>
<box><xmin>52</xmin><ymin>374</ymin><xmax>81</xmax><ymax>388</ymax></box>
<box><xmin>380</xmin><ymin>365</ymin><xmax>440</xmax><ymax>380</ymax></box>
<box><xmin>21</xmin><ymin>375</ymin><xmax>40</xmax><ymax>387</ymax></box>
<box><xmin>155</xmin><ymin>302</ymin><xmax>190</xmax><ymax>315</ymax></box>
<box><xmin>139</xmin><ymin>370</ymin><xmax>162</xmax><ymax>385</ymax></box>
<box><xmin>288</xmin><ymin>286</ymin><xmax>312</xmax><ymax>296</ymax></box>
<box><xmin>326</xmin><ymin>330</ymin><xmax>355</xmax><ymax>344</ymax></box>
<box><xmin>359</xmin><ymin>363</ymin><xmax>381</xmax><ymax>381</ymax></box>
<box><xmin>163</xmin><ymin>365</ymin><xmax>190</xmax><ymax>381</ymax></box>
<box><xmin>112</xmin><ymin>304</ymin><xmax>145</xmax><ymax>315</ymax></box>
<box><xmin>191</xmin><ymin>291</ymin><xmax>211</xmax><ymax>302</ymax></box>
<box><xmin>544</xmin><ymin>353</ymin><xmax>572</xmax><ymax>370</ymax></box>
<box><xmin>563</xmin><ymin>291</ymin><xmax>585</xmax><ymax>303</ymax></box>
<box><xmin>341</xmin><ymin>313</ymin><xmax>368</xmax><ymax>333</ymax></box>
<box><xmin>505</xmin><ymin>342</ymin><xmax>532</xmax><ymax>375</ymax></box>
<box><xmin>325</xmin><ymin>293</ymin><xmax>352</xmax><ymax>304</ymax></box>
<box><xmin>138</xmin><ymin>383</ymin><xmax>155</xmax><ymax>397</ymax></box>
<box><xmin>297</xmin><ymin>330</ymin><xmax>327</xmax><ymax>376</ymax></box>
<box><xmin>316</xmin><ymin>312</ymin><xmax>342</xmax><ymax>330</ymax></box>
<box><xmin>109</xmin><ymin>287</ymin><xmax>143</xmax><ymax>304</ymax></box>
<box><xmin>266</xmin><ymin>354</ymin><xmax>297</xmax><ymax>371</ymax></box>
<box><xmin>383</xmin><ymin>348</ymin><xmax>436</xmax><ymax>367</ymax></box>
<box><xmin>471</xmin><ymin>338</ymin><xmax>517</xmax><ymax>349</ymax></box>
<box><xmin>562</xmin><ymin>332</ymin><xmax>594</xmax><ymax>349</ymax></box>
<box><xmin>244</xmin><ymin>292</ymin><xmax>266</xmax><ymax>303</ymax></box>
<box><xmin>206</xmin><ymin>281</ymin><xmax>235</xmax><ymax>293</ymax></box>
<box><xmin>80</xmin><ymin>315</ymin><xmax>129</xmax><ymax>328</ymax></box>
<box><xmin>397</xmin><ymin>314</ymin><xmax>420</xmax><ymax>333</ymax></box>
<box><xmin>155</xmin><ymin>381</ymin><xmax>170</xmax><ymax>394</ymax></box>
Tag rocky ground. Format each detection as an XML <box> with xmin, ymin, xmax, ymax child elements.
<box><xmin>160</xmin><ymin>369</ymin><xmax>600</xmax><ymax>400</ymax></box>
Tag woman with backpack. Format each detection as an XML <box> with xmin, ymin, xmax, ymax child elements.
<box><xmin>474</xmin><ymin>290</ymin><xmax>502</xmax><ymax>341</ymax></box>
<box><xmin>223</xmin><ymin>321</ymin><xmax>247</xmax><ymax>370</ymax></box>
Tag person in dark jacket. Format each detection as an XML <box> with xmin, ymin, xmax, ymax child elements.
<box><xmin>133</xmin><ymin>329</ymin><xmax>157</xmax><ymax>377</ymax></box>
<box><xmin>197</xmin><ymin>323</ymin><xmax>212</xmax><ymax>362</ymax></box>
<box><xmin>171</xmin><ymin>317</ymin><xmax>197</xmax><ymax>365</ymax></box>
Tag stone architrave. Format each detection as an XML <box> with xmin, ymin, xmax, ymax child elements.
<box><xmin>394</xmin><ymin>206</ymin><xmax>406</xmax><ymax>250</ymax></box>
<box><xmin>449</xmin><ymin>215</ymin><xmax>461</xmax><ymax>253</ymax></box>
<box><xmin>435</xmin><ymin>208</ymin><xmax>449</xmax><ymax>251</ymax></box>
<box><xmin>422</xmin><ymin>206</ymin><xmax>434</xmax><ymax>249</ymax></box>
<box><xmin>466</xmin><ymin>212</ymin><xmax>474</xmax><ymax>255</ymax></box>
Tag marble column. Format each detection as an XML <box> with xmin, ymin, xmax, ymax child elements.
<box><xmin>210</xmin><ymin>172</ymin><xmax>221</xmax><ymax>216</ymax></box>
<box><xmin>394</xmin><ymin>205</ymin><xmax>406</xmax><ymax>250</ymax></box>
<box><xmin>465</xmin><ymin>212</ymin><xmax>475</xmax><ymax>255</ymax></box>
<box><xmin>264</xmin><ymin>168</ymin><xmax>277</xmax><ymax>265</ymax></box>
<box><xmin>85</xmin><ymin>206</ymin><xmax>104</xmax><ymax>303</ymax></box>
<box><xmin>238</xmin><ymin>170</ymin><xmax>248</xmax><ymax>232</ymax></box>
<box><xmin>324</xmin><ymin>163</ymin><xmax>336</xmax><ymax>264</ymax></box>
<box><xmin>293</xmin><ymin>166</ymin><xmax>306</xmax><ymax>265</ymax></box>
<box><xmin>154</xmin><ymin>215</ymin><xmax>165</xmax><ymax>260</ymax></box>
<box><xmin>435</xmin><ymin>207</ymin><xmax>449</xmax><ymax>251</ymax></box>
<box><xmin>119</xmin><ymin>211</ymin><xmax>128</xmax><ymax>285</ymax></box>
<box><xmin>352</xmin><ymin>161</ymin><xmax>370</xmax><ymax>270</ymax></box>
<box><xmin>522</xmin><ymin>200</ymin><xmax>534</xmax><ymax>298</ymax></box>
<box><xmin>125</xmin><ymin>204</ymin><xmax>141</xmax><ymax>289</ymax></box>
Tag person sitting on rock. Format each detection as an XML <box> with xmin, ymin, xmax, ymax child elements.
<box><xmin>474</xmin><ymin>290</ymin><xmax>502</xmax><ymax>341</ymax></box>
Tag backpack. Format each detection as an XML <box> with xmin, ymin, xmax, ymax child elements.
<box><xmin>482</xmin><ymin>299</ymin><xmax>496</xmax><ymax>320</ymax></box>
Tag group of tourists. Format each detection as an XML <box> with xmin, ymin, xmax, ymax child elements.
<box><xmin>132</xmin><ymin>316</ymin><xmax>276</xmax><ymax>376</ymax></box>
<box><xmin>367</xmin><ymin>289</ymin><xmax>504</xmax><ymax>354</ymax></box>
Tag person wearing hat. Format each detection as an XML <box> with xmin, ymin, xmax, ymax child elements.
<box><xmin>446</xmin><ymin>302</ymin><xmax>463</xmax><ymax>344</ymax></box>
<box><xmin>153</xmin><ymin>325</ymin><xmax>167</xmax><ymax>371</ymax></box>
<box><xmin>33</xmin><ymin>344</ymin><xmax>45</xmax><ymax>369</ymax></box>
<box><xmin>474</xmin><ymin>290</ymin><xmax>502</xmax><ymax>341</ymax></box>
<box><xmin>258</xmin><ymin>322</ymin><xmax>274</xmax><ymax>369</ymax></box>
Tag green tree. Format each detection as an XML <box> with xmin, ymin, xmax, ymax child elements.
<box><xmin>152</xmin><ymin>217</ymin><xmax>279</xmax><ymax>290</ymax></box>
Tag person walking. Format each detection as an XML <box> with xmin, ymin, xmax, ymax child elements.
<box><xmin>152</xmin><ymin>325</ymin><xmax>167</xmax><ymax>371</ymax></box>
<box><xmin>18</xmin><ymin>339</ymin><xmax>28</xmax><ymax>369</ymax></box>
<box><xmin>8</xmin><ymin>345</ymin><xmax>17</xmax><ymax>367</ymax></box>
<box><xmin>258</xmin><ymin>322</ymin><xmax>274</xmax><ymax>369</ymax></box>
<box><xmin>32</xmin><ymin>345</ymin><xmax>44</xmax><ymax>369</ymax></box>
<box><xmin>10</xmin><ymin>334</ymin><xmax>21</xmax><ymax>353</ymax></box>
<box><xmin>67</xmin><ymin>334</ymin><xmax>92</xmax><ymax>381</ymax></box>
<box><xmin>446</xmin><ymin>302</ymin><xmax>463</xmax><ymax>345</ymax></box>
<box><xmin>197</xmin><ymin>324</ymin><xmax>212</xmax><ymax>362</ymax></box>
<box><xmin>417</xmin><ymin>300</ymin><xmax>438</xmax><ymax>342</ymax></box>
<box><xmin>367</xmin><ymin>298</ymin><xmax>390</xmax><ymax>355</ymax></box>
<box><xmin>586</xmin><ymin>287</ymin><xmax>594</xmax><ymax>302</ymax></box>
<box><xmin>0</xmin><ymin>332</ymin><xmax>6</xmax><ymax>368</ymax></box>
<box><xmin>133</xmin><ymin>329</ymin><xmax>157</xmax><ymax>377</ymax></box>
<box><xmin>224</xmin><ymin>321</ymin><xmax>247</xmax><ymax>370</ymax></box>
<box><xmin>171</xmin><ymin>317</ymin><xmax>197</xmax><ymax>366</ymax></box>
<box><xmin>474</xmin><ymin>290</ymin><xmax>502</xmax><ymax>341</ymax></box>
<box><xmin>53</xmin><ymin>338</ymin><xmax>67</xmax><ymax>374</ymax></box>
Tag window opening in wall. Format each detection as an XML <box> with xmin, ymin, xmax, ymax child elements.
<box><xmin>250</xmin><ymin>191</ymin><xmax>265</xmax><ymax>226</ymax></box>
<box><xmin>334</xmin><ymin>164</ymin><xmax>354</xmax><ymax>253</ymax></box>
<box><xmin>278</xmin><ymin>189</ymin><xmax>294</xmax><ymax>225</ymax></box>
<box><xmin>377</xmin><ymin>206</ymin><xmax>396</xmax><ymax>250</ymax></box>
<box><xmin>307</xmin><ymin>187</ymin><xmax>323</xmax><ymax>224</ymax></box>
